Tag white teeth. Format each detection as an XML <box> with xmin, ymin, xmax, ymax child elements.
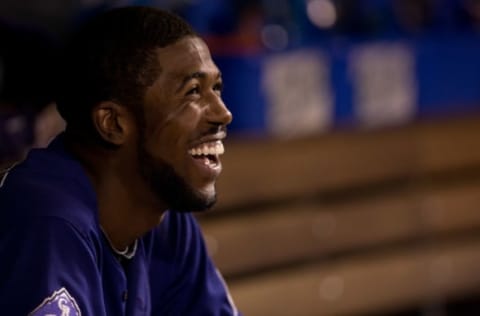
<box><xmin>217</xmin><ymin>142</ymin><xmax>225</xmax><ymax>154</ymax></box>
<box><xmin>218</xmin><ymin>142</ymin><xmax>225</xmax><ymax>154</ymax></box>
<box><xmin>188</xmin><ymin>141</ymin><xmax>224</xmax><ymax>156</ymax></box>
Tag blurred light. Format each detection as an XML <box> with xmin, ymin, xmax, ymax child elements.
<box><xmin>5</xmin><ymin>116</ymin><xmax>26</xmax><ymax>135</ymax></box>
<box><xmin>261</xmin><ymin>24</ymin><xmax>289</xmax><ymax>51</ymax></box>
<box><xmin>306</xmin><ymin>0</ymin><xmax>337</xmax><ymax>29</ymax></box>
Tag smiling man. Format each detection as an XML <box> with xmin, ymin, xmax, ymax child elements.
<box><xmin>0</xmin><ymin>7</ymin><xmax>239</xmax><ymax>316</ymax></box>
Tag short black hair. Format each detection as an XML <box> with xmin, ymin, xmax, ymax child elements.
<box><xmin>56</xmin><ymin>6</ymin><xmax>196</xmax><ymax>142</ymax></box>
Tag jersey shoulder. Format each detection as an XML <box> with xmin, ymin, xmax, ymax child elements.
<box><xmin>0</xmin><ymin>146</ymin><xmax>98</xmax><ymax>234</ymax></box>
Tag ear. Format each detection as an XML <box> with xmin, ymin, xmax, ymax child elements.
<box><xmin>92</xmin><ymin>101</ymin><xmax>132</xmax><ymax>146</ymax></box>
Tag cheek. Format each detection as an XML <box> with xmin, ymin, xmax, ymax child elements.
<box><xmin>142</xmin><ymin>103</ymin><xmax>203</xmax><ymax>167</ymax></box>
<box><xmin>143</xmin><ymin>121</ymin><xmax>190</xmax><ymax>168</ymax></box>
<box><xmin>146</xmin><ymin>129</ymin><xmax>183</xmax><ymax>162</ymax></box>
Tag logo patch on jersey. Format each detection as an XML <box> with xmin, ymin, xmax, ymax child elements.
<box><xmin>29</xmin><ymin>287</ymin><xmax>81</xmax><ymax>316</ymax></box>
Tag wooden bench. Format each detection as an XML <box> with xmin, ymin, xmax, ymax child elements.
<box><xmin>198</xmin><ymin>115</ymin><xmax>480</xmax><ymax>316</ymax></box>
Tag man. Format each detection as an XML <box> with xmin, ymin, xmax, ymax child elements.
<box><xmin>0</xmin><ymin>6</ymin><xmax>239</xmax><ymax>315</ymax></box>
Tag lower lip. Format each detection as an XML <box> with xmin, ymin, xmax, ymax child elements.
<box><xmin>189</xmin><ymin>155</ymin><xmax>222</xmax><ymax>179</ymax></box>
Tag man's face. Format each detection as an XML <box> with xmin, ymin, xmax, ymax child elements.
<box><xmin>138</xmin><ymin>36</ymin><xmax>232</xmax><ymax>212</ymax></box>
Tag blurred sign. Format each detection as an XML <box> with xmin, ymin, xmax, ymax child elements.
<box><xmin>263</xmin><ymin>50</ymin><xmax>334</xmax><ymax>137</ymax></box>
<box><xmin>349</xmin><ymin>42</ymin><xmax>417</xmax><ymax>128</ymax></box>
<box><xmin>216</xmin><ymin>37</ymin><xmax>480</xmax><ymax>136</ymax></box>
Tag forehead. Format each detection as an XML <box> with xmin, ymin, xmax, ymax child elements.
<box><xmin>155</xmin><ymin>36</ymin><xmax>219</xmax><ymax>77</ymax></box>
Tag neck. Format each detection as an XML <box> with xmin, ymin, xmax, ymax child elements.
<box><xmin>67</xmin><ymin>141</ymin><xmax>167</xmax><ymax>250</ymax></box>
<box><xmin>96</xmin><ymin>180</ymin><xmax>166</xmax><ymax>250</ymax></box>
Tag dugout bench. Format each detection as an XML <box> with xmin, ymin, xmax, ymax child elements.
<box><xmin>198</xmin><ymin>114</ymin><xmax>480</xmax><ymax>316</ymax></box>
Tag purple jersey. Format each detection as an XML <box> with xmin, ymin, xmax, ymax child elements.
<box><xmin>0</xmin><ymin>137</ymin><xmax>240</xmax><ymax>315</ymax></box>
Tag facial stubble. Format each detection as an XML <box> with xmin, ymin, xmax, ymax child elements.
<box><xmin>137</xmin><ymin>132</ymin><xmax>217</xmax><ymax>213</ymax></box>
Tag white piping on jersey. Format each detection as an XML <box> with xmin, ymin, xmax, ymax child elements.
<box><xmin>0</xmin><ymin>171</ymin><xmax>8</xmax><ymax>188</ymax></box>
<box><xmin>216</xmin><ymin>269</ymin><xmax>240</xmax><ymax>316</ymax></box>
<box><xmin>0</xmin><ymin>162</ymin><xmax>17</xmax><ymax>188</ymax></box>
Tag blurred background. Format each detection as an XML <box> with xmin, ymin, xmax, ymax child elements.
<box><xmin>3</xmin><ymin>0</ymin><xmax>480</xmax><ymax>315</ymax></box>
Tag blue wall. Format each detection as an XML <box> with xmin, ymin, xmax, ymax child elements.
<box><xmin>217</xmin><ymin>34</ymin><xmax>480</xmax><ymax>135</ymax></box>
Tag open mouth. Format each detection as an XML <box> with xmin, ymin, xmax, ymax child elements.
<box><xmin>188</xmin><ymin>140</ymin><xmax>224</xmax><ymax>169</ymax></box>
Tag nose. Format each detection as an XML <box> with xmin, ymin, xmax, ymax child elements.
<box><xmin>205</xmin><ymin>96</ymin><xmax>233</xmax><ymax>126</ymax></box>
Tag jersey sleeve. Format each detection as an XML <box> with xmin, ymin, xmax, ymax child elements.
<box><xmin>0</xmin><ymin>216</ymin><xmax>105</xmax><ymax>315</ymax></box>
<box><xmin>149</xmin><ymin>212</ymin><xmax>241</xmax><ymax>316</ymax></box>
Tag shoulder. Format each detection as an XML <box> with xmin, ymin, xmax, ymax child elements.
<box><xmin>143</xmin><ymin>211</ymin><xmax>205</xmax><ymax>265</ymax></box>
<box><xmin>147</xmin><ymin>211</ymin><xmax>242</xmax><ymax>315</ymax></box>
<box><xmin>148</xmin><ymin>211</ymin><xmax>202</xmax><ymax>247</ymax></box>
<box><xmin>1</xmin><ymin>216</ymin><xmax>97</xmax><ymax>257</ymax></box>
<box><xmin>0</xmin><ymin>216</ymin><xmax>103</xmax><ymax>314</ymax></box>
<box><xmin>0</xmin><ymin>149</ymin><xmax>98</xmax><ymax>236</ymax></box>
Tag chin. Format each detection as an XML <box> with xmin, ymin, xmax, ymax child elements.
<box><xmin>168</xmin><ymin>190</ymin><xmax>217</xmax><ymax>213</ymax></box>
<box><xmin>139</xmin><ymin>141</ymin><xmax>220</xmax><ymax>213</ymax></box>
<box><xmin>141</xmin><ymin>161</ymin><xmax>218</xmax><ymax>213</ymax></box>
<box><xmin>197</xmin><ymin>183</ymin><xmax>216</xmax><ymax>199</ymax></box>
<box><xmin>188</xmin><ymin>182</ymin><xmax>217</xmax><ymax>209</ymax></box>
<box><xmin>195</xmin><ymin>194</ymin><xmax>217</xmax><ymax>212</ymax></box>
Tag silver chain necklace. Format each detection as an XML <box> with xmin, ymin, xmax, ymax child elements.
<box><xmin>100</xmin><ymin>226</ymin><xmax>138</xmax><ymax>260</ymax></box>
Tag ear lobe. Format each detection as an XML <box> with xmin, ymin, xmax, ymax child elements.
<box><xmin>92</xmin><ymin>101</ymin><xmax>130</xmax><ymax>146</ymax></box>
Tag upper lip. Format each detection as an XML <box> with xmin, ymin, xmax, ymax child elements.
<box><xmin>189</xmin><ymin>131</ymin><xmax>227</xmax><ymax>149</ymax></box>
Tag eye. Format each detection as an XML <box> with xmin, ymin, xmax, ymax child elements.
<box><xmin>213</xmin><ymin>82</ymin><xmax>223</xmax><ymax>95</ymax></box>
<box><xmin>186</xmin><ymin>85</ymin><xmax>200</xmax><ymax>96</ymax></box>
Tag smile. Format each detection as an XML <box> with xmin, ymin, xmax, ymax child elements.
<box><xmin>188</xmin><ymin>140</ymin><xmax>224</xmax><ymax>170</ymax></box>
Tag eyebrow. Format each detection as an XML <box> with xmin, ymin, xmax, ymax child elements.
<box><xmin>175</xmin><ymin>71</ymin><xmax>222</xmax><ymax>93</ymax></box>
